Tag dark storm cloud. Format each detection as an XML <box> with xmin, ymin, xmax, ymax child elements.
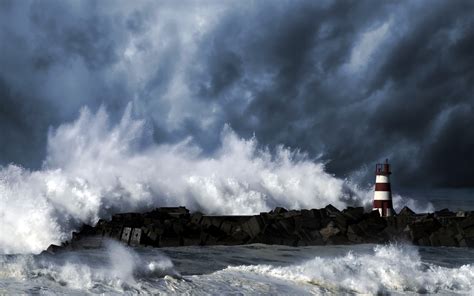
<box><xmin>0</xmin><ymin>0</ymin><xmax>473</xmax><ymax>189</ymax></box>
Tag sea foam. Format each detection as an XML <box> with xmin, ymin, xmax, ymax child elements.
<box><xmin>224</xmin><ymin>244</ymin><xmax>474</xmax><ymax>294</ymax></box>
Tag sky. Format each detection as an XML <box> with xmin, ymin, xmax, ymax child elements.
<box><xmin>0</xmin><ymin>0</ymin><xmax>473</xmax><ymax>193</ymax></box>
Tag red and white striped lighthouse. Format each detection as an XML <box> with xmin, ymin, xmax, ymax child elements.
<box><xmin>373</xmin><ymin>159</ymin><xmax>394</xmax><ymax>217</ymax></box>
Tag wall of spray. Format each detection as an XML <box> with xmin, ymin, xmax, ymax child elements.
<box><xmin>0</xmin><ymin>106</ymin><xmax>433</xmax><ymax>254</ymax></box>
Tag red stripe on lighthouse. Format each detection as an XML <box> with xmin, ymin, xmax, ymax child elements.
<box><xmin>373</xmin><ymin>200</ymin><xmax>393</xmax><ymax>208</ymax></box>
<box><xmin>375</xmin><ymin>183</ymin><xmax>391</xmax><ymax>191</ymax></box>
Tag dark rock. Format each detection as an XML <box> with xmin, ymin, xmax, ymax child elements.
<box><xmin>160</xmin><ymin>235</ymin><xmax>183</xmax><ymax>247</ymax></box>
<box><xmin>242</xmin><ymin>216</ymin><xmax>264</xmax><ymax>238</ymax></box>
<box><xmin>277</xmin><ymin>217</ymin><xmax>295</xmax><ymax>235</ymax></box>
<box><xmin>219</xmin><ymin>220</ymin><xmax>234</xmax><ymax>234</ymax></box>
<box><xmin>460</xmin><ymin>216</ymin><xmax>474</xmax><ymax>229</ymax></box>
<box><xmin>190</xmin><ymin>212</ymin><xmax>203</xmax><ymax>225</ymax></box>
<box><xmin>429</xmin><ymin>227</ymin><xmax>458</xmax><ymax>247</ymax></box>
<box><xmin>343</xmin><ymin>207</ymin><xmax>365</xmax><ymax>222</ymax></box>
<box><xmin>463</xmin><ymin>225</ymin><xmax>474</xmax><ymax>239</ymax></box>
<box><xmin>398</xmin><ymin>206</ymin><xmax>416</xmax><ymax>216</ymax></box>
<box><xmin>324</xmin><ymin>204</ymin><xmax>341</xmax><ymax>217</ymax></box>
<box><xmin>319</xmin><ymin>221</ymin><xmax>341</xmax><ymax>242</ymax></box>
<box><xmin>347</xmin><ymin>224</ymin><xmax>365</xmax><ymax>243</ymax></box>
<box><xmin>282</xmin><ymin>210</ymin><xmax>300</xmax><ymax>218</ymax></box>
<box><xmin>294</xmin><ymin>213</ymin><xmax>321</xmax><ymax>231</ymax></box>
<box><xmin>45</xmin><ymin>244</ymin><xmax>63</xmax><ymax>254</ymax></box>
<box><xmin>417</xmin><ymin>236</ymin><xmax>431</xmax><ymax>246</ymax></box>
<box><xmin>271</xmin><ymin>207</ymin><xmax>288</xmax><ymax>215</ymax></box>
<box><xmin>50</xmin><ymin>205</ymin><xmax>474</xmax><ymax>252</ymax></box>
<box><xmin>153</xmin><ymin>206</ymin><xmax>189</xmax><ymax>219</ymax></box>
<box><xmin>408</xmin><ymin>218</ymin><xmax>442</xmax><ymax>243</ymax></box>
<box><xmin>434</xmin><ymin>208</ymin><xmax>454</xmax><ymax>218</ymax></box>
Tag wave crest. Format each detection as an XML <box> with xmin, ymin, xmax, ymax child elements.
<box><xmin>225</xmin><ymin>244</ymin><xmax>474</xmax><ymax>294</ymax></box>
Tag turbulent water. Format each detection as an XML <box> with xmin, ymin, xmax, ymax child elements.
<box><xmin>1</xmin><ymin>242</ymin><xmax>473</xmax><ymax>295</ymax></box>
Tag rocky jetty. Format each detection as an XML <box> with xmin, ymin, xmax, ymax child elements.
<box><xmin>46</xmin><ymin>205</ymin><xmax>474</xmax><ymax>253</ymax></box>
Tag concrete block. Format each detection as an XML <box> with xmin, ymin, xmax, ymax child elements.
<box><xmin>191</xmin><ymin>212</ymin><xmax>203</xmax><ymax>225</ymax></box>
<box><xmin>121</xmin><ymin>227</ymin><xmax>132</xmax><ymax>244</ymax></box>
<box><xmin>130</xmin><ymin>228</ymin><xmax>142</xmax><ymax>246</ymax></box>
<box><xmin>242</xmin><ymin>216</ymin><xmax>264</xmax><ymax>238</ymax></box>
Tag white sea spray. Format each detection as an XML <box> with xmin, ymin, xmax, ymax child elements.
<box><xmin>0</xmin><ymin>106</ymin><xmax>433</xmax><ymax>254</ymax></box>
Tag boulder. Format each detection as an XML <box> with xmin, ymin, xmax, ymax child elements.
<box><xmin>154</xmin><ymin>206</ymin><xmax>189</xmax><ymax>219</ymax></box>
<box><xmin>190</xmin><ymin>212</ymin><xmax>203</xmax><ymax>225</ymax></box>
<box><xmin>342</xmin><ymin>207</ymin><xmax>365</xmax><ymax>222</ymax></box>
<box><xmin>429</xmin><ymin>227</ymin><xmax>458</xmax><ymax>247</ymax></box>
<box><xmin>160</xmin><ymin>235</ymin><xmax>183</xmax><ymax>247</ymax></box>
<box><xmin>276</xmin><ymin>217</ymin><xmax>295</xmax><ymax>235</ymax></box>
<box><xmin>219</xmin><ymin>220</ymin><xmax>234</xmax><ymax>234</ymax></box>
<box><xmin>271</xmin><ymin>207</ymin><xmax>288</xmax><ymax>215</ymax></box>
<box><xmin>319</xmin><ymin>221</ymin><xmax>341</xmax><ymax>242</ymax></box>
<box><xmin>282</xmin><ymin>210</ymin><xmax>300</xmax><ymax>218</ymax></box>
<box><xmin>398</xmin><ymin>206</ymin><xmax>416</xmax><ymax>216</ymax></box>
<box><xmin>241</xmin><ymin>216</ymin><xmax>264</xmax><ymax>238</ymax></box>
<box><xmin>408</xmin><ymin>218</ymin><xmax>442</xmax><ymax>243</ymax></box>
<box><xmin>347</xmin><ymin>224</ymin><xmax>365</xmax><ymax>243</ymax></box>
<box><xmin>293</xmin><ymin>213</ymin><xmax>321</xmax><ymax>231</ymax></box>
<box><xmin>460</xmin><ymin>216</ymin><xmax>474</xmax><ymax>229</ymax></box>
<box><xmin>324</xmin><ymin>204</ymin><xmax>341</xmax><ymax>217</ymax></box>
<box><xmin>434</xmin><ymin>208</ymin><xmax>454</xmax><ymax>218</ymax></box>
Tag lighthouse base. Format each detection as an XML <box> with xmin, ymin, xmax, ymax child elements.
<box><xmin>373</xmin><ymin>200</ymin><xmax>394</xmax><ymax>217</ymax></box>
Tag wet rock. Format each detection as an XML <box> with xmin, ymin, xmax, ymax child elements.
<box><xmin>434</xmin><ymin>208</ymin><xmax>454</xmax><ymax>218</ymax></box>
<box><xmin>347</xmin><ymin>224</ymin><xmax>365</xmax><ymax>243</ymax></box>
<box><xmin>342</xmin><ymin>207</ymin><xmax>365</xmax><ymax>222</ymax></box>
<box><xmin>408</xmin><ymin>217</ymin><xmax>442</xmax><ymax>243</ymax></box>
<box><xmin>276</xmin><ymin>217</ymin><xmax>295</xmax><ymax>235</ymax></box>
<box><xmin>190</xmin><ymin>212</ymin><xmax>203</xmax><ymax>225</ymax></box>
<box><xmin>398</xmin><ymin>206</ymin><xmax>415</xmax><ymax>216</ymax></box>
<box><xmin>50</xmin><ymin>205</ymin><xmax>474</xmax><ymax>251</ymax></box>
<box><xmin>319</xmin><ymin>221</ymin><xmax>341</xmax><ymax>242</ymax></box>
<box><xmin>294</xmin><ymin>213</ymin><xmax>321</xmax><ymax>231</ymax></box>
<box><xmin>429</xmin><ymin>227</ymin><xmax>458</xmax><ymax>247</ymax></box>
<box><xmin>324</xmin><ymin>204</ymin><xmax>341</xmax><ymax>217</ymax></box>
<box><xmin>271</xmin><ymin>207</ymin><xmax>288</xmax><ymax>215</ymax></box>
<box><xmin>45</xmin><ymin>244</ymin><xmax>63</xmax><ymax>254</ymax></box>
<box><xmin>242</xmin><ymin>216</ymin><xmax>264</xmax><ymax>238</ymax></box>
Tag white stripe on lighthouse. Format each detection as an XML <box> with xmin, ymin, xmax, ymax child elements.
<box><xmin>375</xmin><ymin>175</ymin><xmax>389</xmax><ymax>183</ymax></box>
<box><xmin>373</xmin><ymin>191</ymin><xmax>391</xmax><ymax>200</ymax></box>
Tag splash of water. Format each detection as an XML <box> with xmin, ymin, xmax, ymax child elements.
<box><xmin>0</xmin><ymin>240</ymin><xmax>178</xmax><ymax>293</ymax></box>
<box><xmin>225</xmin><ymin>244</ymin><xmax>474</xmax><ymax>294</ymax></box>
<box><xmin>0</xmin><ymin>105</ymin><xmax>432</xmax><ymax>254</ymax></box>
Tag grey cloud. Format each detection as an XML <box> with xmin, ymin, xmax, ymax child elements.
<box><xmin>0</xmin><ymin>0</ymin><xmax>473</xmax><ymax>190</ymax></box>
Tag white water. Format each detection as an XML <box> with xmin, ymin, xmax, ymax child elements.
<box><xmin>0</xmin><ymin>105</ymin><xmax>433</xmax><ymax>254</ymax></box>
<box><xmin>225</xmin><ymin>244</ymin><xmax>474</xmax><ymax>294</ymax></box>
<box><xmin>0</xmin><ymin>244</ymin><xmax>472</xmax><ymax>295</ymax></box>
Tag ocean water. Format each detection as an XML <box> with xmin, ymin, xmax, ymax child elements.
<box><xmin>1</xmin><ymin>242</ymin><xmax>473</xmax><ymax>295</ymax></box>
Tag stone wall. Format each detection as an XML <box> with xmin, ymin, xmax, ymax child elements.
<box><xmin>45</xmin><ymin>205</ymin><xmax>474</xmax><ymax>253</ymax></box>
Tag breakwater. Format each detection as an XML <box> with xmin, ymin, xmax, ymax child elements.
<box><xmin>46</xmin><ymin>205</ymin><xmax>474</xmax><ymax>253</ymax></box>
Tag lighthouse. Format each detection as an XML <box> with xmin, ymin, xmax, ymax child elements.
<box><xmin>373</xmin><ymin>159</ymin><xmax>395</xmax><ymax>217</ymax></box>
